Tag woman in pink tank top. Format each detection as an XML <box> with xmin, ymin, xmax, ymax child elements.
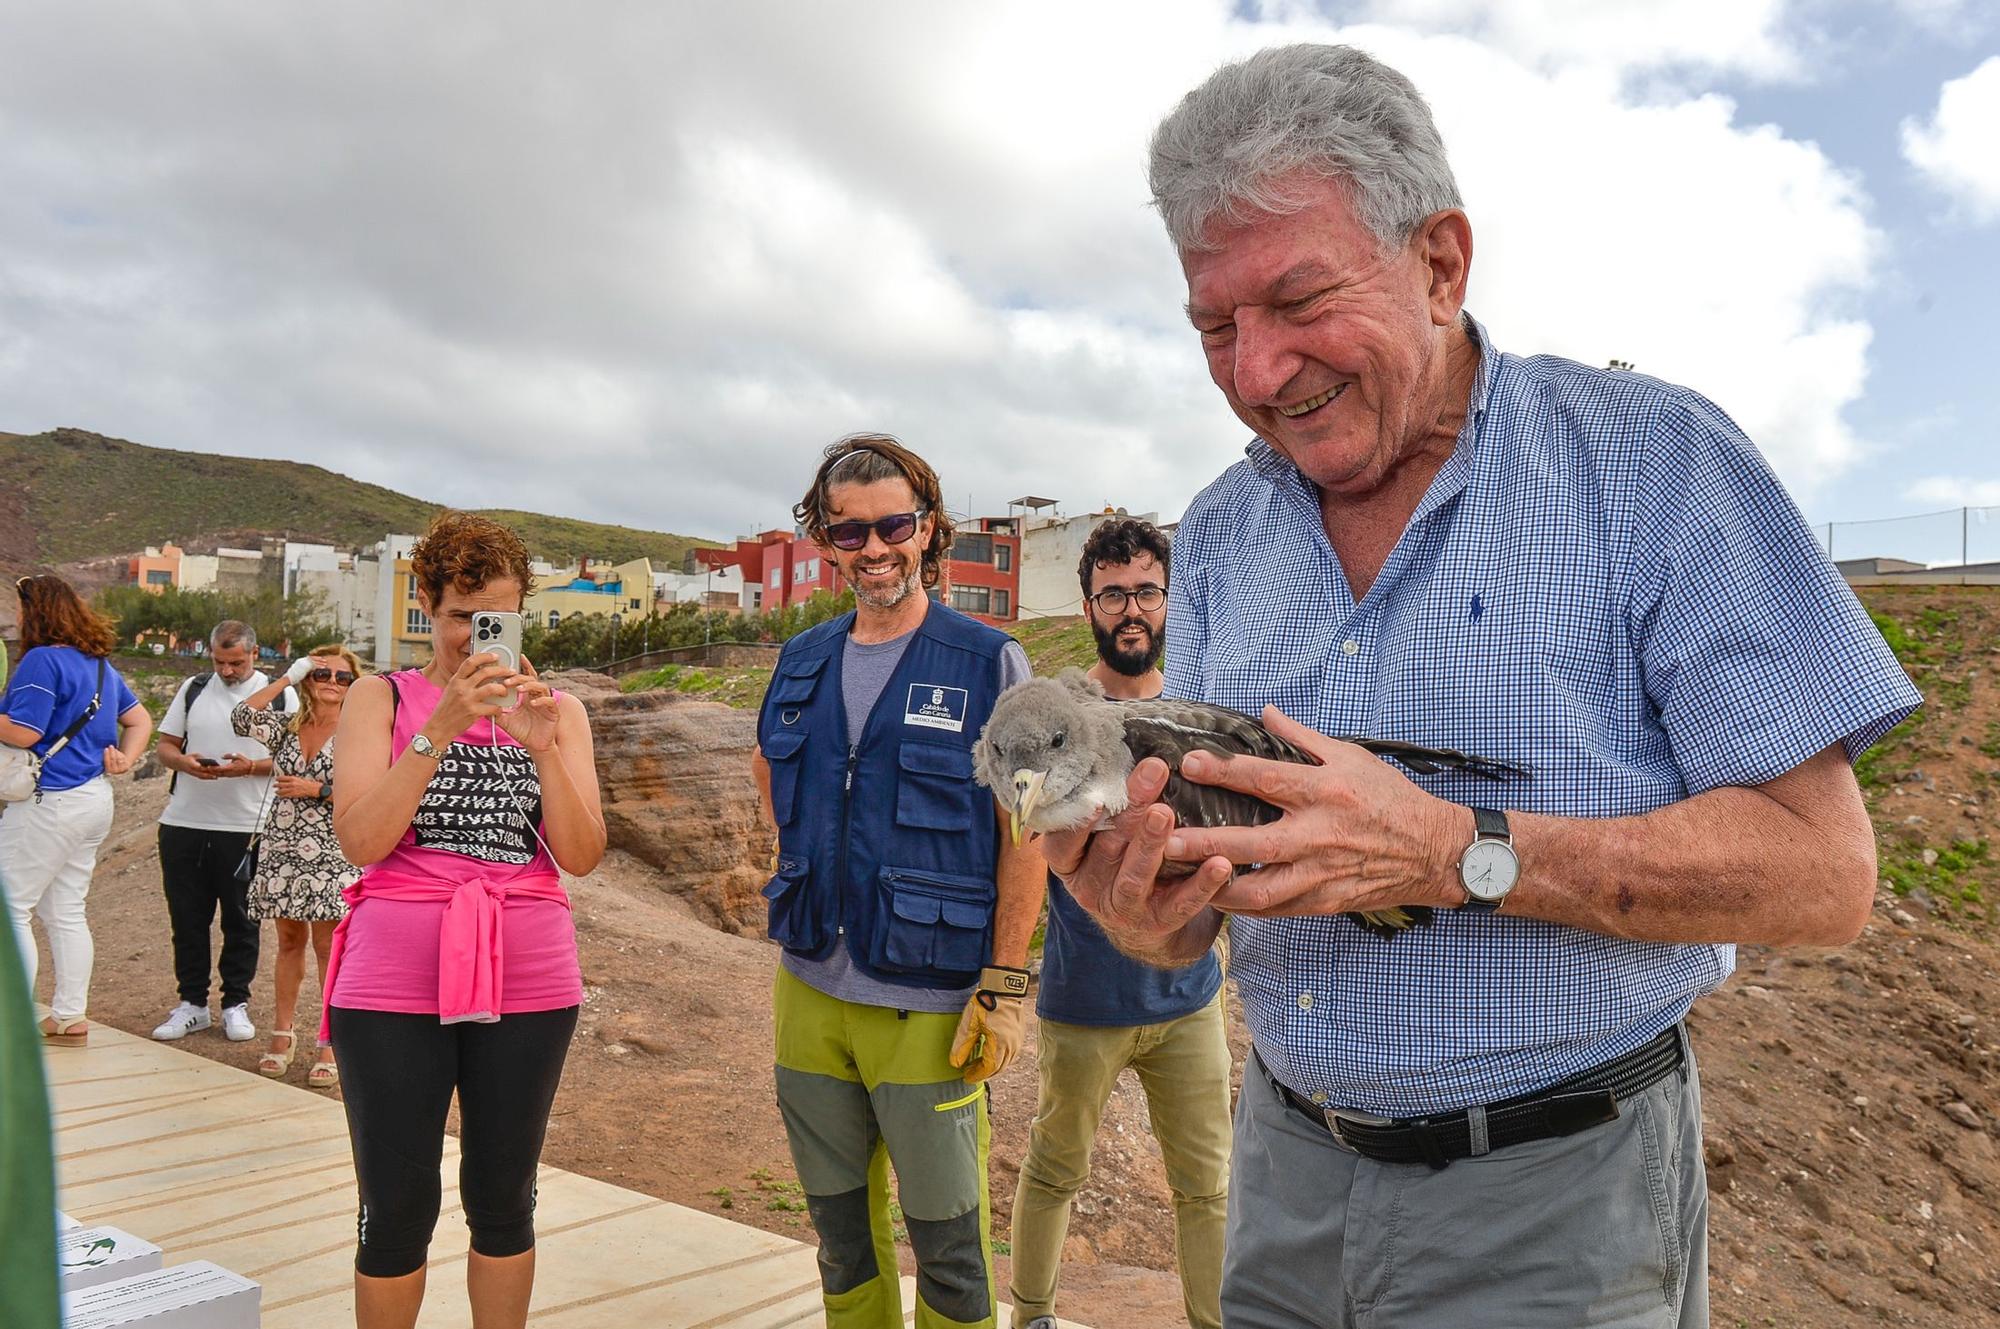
<box><xmin>329</xmin><ymin>512</ymin><xmax>605</xmax><ymax>1329</ymax></box>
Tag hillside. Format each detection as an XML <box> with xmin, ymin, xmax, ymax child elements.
<box><xmin>1</xmin><ymin>427</ymin><xmax>716</xmax><ymax>567</ymax></box>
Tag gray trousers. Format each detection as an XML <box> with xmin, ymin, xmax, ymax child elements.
<box><xmin>1223</xmin><ymin>1047</ymin><xmax>1708</xmax><ymax>1328</ymax></box>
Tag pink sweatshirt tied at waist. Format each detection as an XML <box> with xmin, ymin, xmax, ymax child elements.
<box><xmin>318</xmin><ymin>869</ymin><xmax>570</xmax><ymax>1042</ymax></box>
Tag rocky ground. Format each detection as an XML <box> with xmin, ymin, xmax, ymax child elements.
<box><xmin>26</xmin><ymin>585</ymin><xmax>2000</xmax><ymax>1326</ymax></box>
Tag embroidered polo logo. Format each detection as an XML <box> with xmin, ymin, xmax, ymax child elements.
<box><xmin>905</xmin><ymin>684</ymin><xmax>969</xmax><ymax>732</ymax></box>
<box><xmin>1470</xmin><ymin>592</ymin><xmax>1484</xmax><ymax>623</ymax></box>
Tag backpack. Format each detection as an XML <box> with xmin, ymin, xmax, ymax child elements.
<box><xmin>166</xmin><ymin>672</ymin><xmax>290</xmax><ymax>794</ymax></box>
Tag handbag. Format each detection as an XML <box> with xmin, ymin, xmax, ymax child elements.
<box><xmin>0</xmin><ymin>658</ymin><xmax>106</xmax><ymax>804</ymax></box>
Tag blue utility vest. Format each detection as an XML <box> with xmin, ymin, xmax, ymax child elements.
<box><xmin>757</xmin><ymin>604</ymin><xmax>1009</xmax><ymax>990</ymax></box>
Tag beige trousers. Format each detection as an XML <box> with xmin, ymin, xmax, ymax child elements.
<box><xmin>1009</xmin><ymin>993</ymin><xmax>1231</xmax><ymax>1329</ymax></box>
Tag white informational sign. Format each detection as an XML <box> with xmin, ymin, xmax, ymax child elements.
<box><xmin>58</xmin><ymin>1210</ymin><xmax>83</xmax><ymax>1231</ymax></box>
<box><xmin>56</xmin><ymin>1227</ymin><xmax>162</xmax><ymax>1293</ymax></box>
<box><xmin>62</xmin><ymin>1261</ymin><xmax>261</xmax><ymax>1329</ymax></box>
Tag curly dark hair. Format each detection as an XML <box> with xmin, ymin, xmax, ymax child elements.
<box><xmin>793</xmin><ymin>434</ymin><xmax>956</xmax><ymax>590</ymax></box>
<box><xmin>1077</xmin><ymin>517</ymin><xmax>1172</xmax><ymax>598</ymax></box>
<box><xmin>16</xmin><ymin>574</ymin><xmax>116</xmax><ymax>657</ymax></box>
<box><xmin>410</xmin><ymin>511</ymin><xmax>535</xmax><ymax>611</ymax></box>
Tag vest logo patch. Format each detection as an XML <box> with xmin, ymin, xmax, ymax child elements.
<box><xmin>905</xmin><ymin>684</ymin><xmax>969</xmax><ymax>732</ymax></box>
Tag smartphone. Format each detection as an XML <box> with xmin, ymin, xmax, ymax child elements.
<box><xmin>196</xmin><ymin>756</ymin><xmax>222</xmax><ymax>768</ymax></box>
<box><xmin>471</xmin><ymin>611</ymin><xmax>525</xmax><ymax>711</ymax></box>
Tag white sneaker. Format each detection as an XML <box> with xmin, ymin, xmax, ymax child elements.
<box><xmin>152</xmin><ymin>1003</ymin><xmax>211</xmax><ymax>1040</ymax></box>
<box><xmin>221</xmin><ymin>1004</ymin><xmax>256</xmax><ymax>1042</ymax></box>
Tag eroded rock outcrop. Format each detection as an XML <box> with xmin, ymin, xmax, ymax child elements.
<box><xmin>554</xmin><ymin>670</ymin><xmax>769</xmax><ymax>935</ymax></box>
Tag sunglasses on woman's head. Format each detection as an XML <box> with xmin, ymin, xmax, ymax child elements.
<box><xmin>824</xmin><ymin>510</ymin><xmax>927</xmax><ymax>551</ymax></box>
<box><xmin>308</xmin><ymin>668</ymin><xmax>357</xmax><ymax>685</ymax></box>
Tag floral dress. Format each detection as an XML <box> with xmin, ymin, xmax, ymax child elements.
<box><xmin>231</xmin><ymin>703</ymin><xmax>357</xmax><ymax>922</ymax></box>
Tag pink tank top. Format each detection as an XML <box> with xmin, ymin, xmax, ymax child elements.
<box><xmin>327</xmin><ymin>669</ymin><xmax>582</xmax><ymax>1015</ymax></box>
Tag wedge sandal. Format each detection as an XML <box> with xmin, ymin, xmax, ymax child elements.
<box><xmin>259</xmin><ymin>1029</ymin><xmax>297</xmax><ymax>1077</ymax></box>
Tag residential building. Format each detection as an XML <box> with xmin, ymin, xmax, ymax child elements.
<box><xmin>1016</xmin><ymin>506</ymin><xmax>1165</xmax><ymax>620</ymax></box>
<box><xmin>654</xmin><ymin>565</ymin><xmax>745</xmax><ymax>609</ymax></box>
<box><xmin>367</xmin><ymin>534</ymin><xmax>421</xmax><ymax>670</ymax></box>
<box><xmin>126</xmin><ymin>544</ymin><xmax>187</xmax><ymax>594</ymax></box>
<box><xmin>522</xmin><ymin>557</ymin><xmax>653</xmax><ymax>631</ymax></box>
<box><xmin>178</xmin><ymin>553</ymin><xmax>218</xmax><ymax>591</ymax></box>
<box><xmin>213</xmin><ymin>547</ymin><xmax>265</xmax><ymax>596</ymax></box>
<box><xmin>940</xmin><ymin>517</ymin><xmax>1020</xmax><ymax>622</ymax></box>
<box><xmin>295</xmin><ymin>550</ymin><xmax>379</xmax><ymax>660</ymax></box>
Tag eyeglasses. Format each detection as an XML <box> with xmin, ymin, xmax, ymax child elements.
<box><xmin>824</xmin><ymin>510</ymin><xmax>928</xmax><ymax>552</ymax></box>
<box><xmin>1087</xmin><ymin>585</ymin><xmax>1166</xmax><ymax>614</ymax></box>
<box><xmin>308</xmin><ymin>668</ymin><xmax>357</xmax><ymax>685</ymax></box>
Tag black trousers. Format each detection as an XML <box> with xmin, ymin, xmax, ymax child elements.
<box><xmin>156</xmin><ymin>824</ymin><xmax>260</xmax><ymax>1009</ymax></box>
<box><xmin>329</xmin><ymin>1005</ymin><xmax>579</xmax><ymax>1279</ymax></box>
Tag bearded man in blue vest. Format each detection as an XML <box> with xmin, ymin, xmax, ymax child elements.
<box><xmin>753</xmin><ymin>434</ymin><xmax>1043</xmax><ymax>1329</ymax></box>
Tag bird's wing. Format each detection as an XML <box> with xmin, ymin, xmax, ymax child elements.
<box><xmin>1120</xmin><ymin>699</ymin><xmax>1315</xmax><ymax>829</ymax></box>
<box><xmin>1337</xmin><ymin>736</ymin><xmax>1531</xmax><ymax>782</ymax></box>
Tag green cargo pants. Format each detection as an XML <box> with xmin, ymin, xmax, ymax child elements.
<box><xmin>773</xmin><ymin>967</ymin><xmax>997</xmax><ymax>1329</ymax></box>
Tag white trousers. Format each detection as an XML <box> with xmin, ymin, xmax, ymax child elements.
<box><xmin>0</xmin><ymin>776</ymin><xmax>115</xmax><ymax>1020</ymax></box>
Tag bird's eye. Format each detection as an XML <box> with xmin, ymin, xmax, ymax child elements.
<box><xmin>1051</xmin><ymin>732</ymin><xmax>1066</xmax><ymax>750</ymax></box>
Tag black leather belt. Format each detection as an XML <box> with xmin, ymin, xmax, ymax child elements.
<box><xmin>1272</xmin><ymin>1024</ymin><xmax>1686</xmax><ymax>1170</ymax></box>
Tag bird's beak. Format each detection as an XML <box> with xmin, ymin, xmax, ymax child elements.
<box><xmin>1009</xmin><ymin>768</ymin><xmax>1047</xmax><ymax>846</ymax></box>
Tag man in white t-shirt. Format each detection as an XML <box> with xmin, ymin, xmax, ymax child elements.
<box><xmin>151</xmin><ymin>621</ymin><xmax>296</xmax><ymax>1042</ymax></box>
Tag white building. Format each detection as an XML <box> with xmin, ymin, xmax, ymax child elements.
<box><xmin>1016</xmin><ymin>507</ymin><xmax>1165</xmax><ymax>620</ymax></box>
<box><xmin>296</xmin><ymin>553</ymin><xmax>380</xmax><ymax>659</ymax></box>
<box><xmin>653</xmin><ymin>565</ymin><xmax>745</xmax><ymax>608</ymax></box>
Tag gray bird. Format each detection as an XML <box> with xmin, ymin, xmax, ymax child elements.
<box><xmin>972</xmin><ymin>669</ymin><xmax>1529</xmax><ymax>938</ymax></box>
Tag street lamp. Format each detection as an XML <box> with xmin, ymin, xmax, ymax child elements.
<box><xmin>608</xmin><ymin>613</ymin><xmax>622</xmax><ymax>668</ymax></box>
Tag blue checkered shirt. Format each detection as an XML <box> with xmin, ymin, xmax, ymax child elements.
<box><xmin>1166</xmin><ymin>315</ymin><xmax>1920</xmax><ymax>1117</ymax></box>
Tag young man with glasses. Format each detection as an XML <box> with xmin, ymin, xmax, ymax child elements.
<box><xmin>752</xmin><ymin>434</ymin><xmax>1044</xmax><ymax>1329</ymax></box>
<box><xmin>1009</xmin><ymin>517</ymin><xmax>1229</xmax><ymax>1329</ymax></box>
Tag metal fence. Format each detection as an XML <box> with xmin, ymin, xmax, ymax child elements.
<box><xmin>1818</xmin><ymin>505</ymin><xmax>2000</xmax><ymax>573</ymax></box>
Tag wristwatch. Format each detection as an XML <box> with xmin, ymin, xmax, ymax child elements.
<box><xmin>1458</xmin><ymin>807</ymin><xmax>1518</xmax><ymax>912</ymax></box>
<box><xmin>409</xmin><ymin>733</ymin><xmax>442</xmax><ymax>761</ymax></box>
<box><xmin>318</xmin><ymin>780</ymin><xmax>333</xmax><ymax>801</ymax></box>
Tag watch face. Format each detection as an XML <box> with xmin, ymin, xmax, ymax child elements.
<box><xmin>1461</xmin><ymin>840</ymin><xmax>1519</xmax><ymax>902</ymax></box>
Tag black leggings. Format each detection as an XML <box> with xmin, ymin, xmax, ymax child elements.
<box><xmin>329</xmin><ymin>1005</ymin><xmax>579</xmax><ymax>1278</ymax></box>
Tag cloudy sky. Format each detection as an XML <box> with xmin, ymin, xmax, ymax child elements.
<box><xmin>3</xmin><ymin>1</ymin><xmax>1996</xmax><ymax>566</ymax></box>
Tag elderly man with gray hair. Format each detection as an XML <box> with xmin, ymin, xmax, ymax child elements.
<box><xmin>152</xmin><ymin>620</ymin><xmax>296</xmax><ymax>1043</ymax></box>
<box><xmin>1041</xmin><ymin>45</ymin><xmax>1919</xmax><ymax>1327</ymax></box>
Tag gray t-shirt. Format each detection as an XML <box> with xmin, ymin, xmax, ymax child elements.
<box><xmin>782</xmin><ymin>627</ymin><xmax>1032</xmax><ymax>1013</ymax></box>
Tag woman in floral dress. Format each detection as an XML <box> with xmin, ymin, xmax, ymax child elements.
<box><xmin>232</xmin><ymin>642</ymin><xmax>362</xmax><ymax>1088</ymax></box>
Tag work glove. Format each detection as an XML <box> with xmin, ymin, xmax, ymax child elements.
<box><xmin>949</xmin><ymin>965</ymin><xmax>1030</xmax><ymax>1084</ymax></box>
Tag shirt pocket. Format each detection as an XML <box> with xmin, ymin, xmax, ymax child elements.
<box><xmin>878</xmin><ymin>866</ymin><xmax>992</xmax><ymax>977</ymax></box>
<box><xmin>760</xmin><ymin>728</ymin><xmax>808</xmax><ymax>826</ymax></box>
<box><xmin>763</xmin><ymin>854</ymin><xmax>829</xmax><ymax>952</ymax></box>
<box><xmin>895</xmin><ymin>742</ymin><xmax>976</xmax><ymax>831</ymax></box>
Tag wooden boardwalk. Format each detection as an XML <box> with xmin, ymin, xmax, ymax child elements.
<box><xmin>46</xmin><ymin>1026</ymin><xmax>1076</xmax><ymax>1327</ymax></box>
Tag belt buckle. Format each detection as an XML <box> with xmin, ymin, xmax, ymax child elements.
<box><xmin>1325</xmin><ymin>1106</ymin><xmax>1394</xmax><ymax>1155</ymax></box>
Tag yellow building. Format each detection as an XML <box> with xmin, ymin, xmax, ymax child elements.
<box><xmin>387</xmin><ymin>557</ymin><xmax>431</xmax><ymax>668</ymax></box>
<box><xmin>522</xmin><ymin>557</ymin><xmax>652</xmax><ymax>633</ymax></box>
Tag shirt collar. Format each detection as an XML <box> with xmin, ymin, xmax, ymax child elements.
<box><xmin>1243</xmin><ymin>311</ymin><xmax>1496</xmax><ymax>486</ymax></box>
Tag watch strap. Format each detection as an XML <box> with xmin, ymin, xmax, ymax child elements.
<box><xmin>1472</xmin><ymin>806</ymin><xmax>1510</xmax><ymax>841</ymax></box>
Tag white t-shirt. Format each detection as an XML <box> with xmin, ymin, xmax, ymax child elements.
<box><xmin>158</xmin><ymin>671</ymin><xmax>298</xmax><ymax>833</ymax></box>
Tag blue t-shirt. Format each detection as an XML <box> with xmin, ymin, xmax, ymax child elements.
<box><xmin>0</xmin><ymin>647</ymin><xmax>138</xmax><ymax>792</ymax></box>
<box><xmin>1038</xmin><ymin>875</ymin><xmax>1222</xmax><ymax>1027</ymax></box>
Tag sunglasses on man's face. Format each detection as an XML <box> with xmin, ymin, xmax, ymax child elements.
<box><xmin>308</xmin><ymin>668</ymin><xmax>357</xmax><ymax>686</ymax></box>
<box><xmin>824</xmin><ymin>510</ymin><xmax>927</xmax><ymax>552</ymax></box>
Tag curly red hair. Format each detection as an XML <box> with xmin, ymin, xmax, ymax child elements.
<box><xmin>16</xmin><ymin>574</ymin><xmax>116</xmax><ymax>657</ymax></box>
<box><xmin>409</xmin><ymin>511</ymin><xmax>534</xmax><ymax>611</ymax></box>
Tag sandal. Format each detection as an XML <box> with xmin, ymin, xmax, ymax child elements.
<box><xmin>259</xmin><ymin>1030</ymin><xmax>297</xmax><ymax>1077</ymax></box>
<box><xmin>39</xmin><ymin>1016</ymin><xmax>90</xmax><ymax>1047</ymax></box>
<box><xmin>307</xmin><ymin>1055</ymin><xmax>339</xmax><ymax>1090</ymax></box>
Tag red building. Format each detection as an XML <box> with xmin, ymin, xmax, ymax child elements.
<box><xmin>698</xmin><ymin>518</ymin><xmax>1020</xmax><ymax>624</ymax></box>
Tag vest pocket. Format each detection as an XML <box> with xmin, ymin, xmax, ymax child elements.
<box><xmin>763</xmin><ymin>855</ymin><xmax>828</xmax><ymax>952</ymax></box>
<box><xmin>761</xmin><ymin>729</ymin><xmax>808</xmax><ymax>826</ymax></box>
<box><xmin>895</xmin><ymin>742</ymin><xmax>976</xmax><ymax>831</ymax></box>
<box><xmin>878</xmin><ymin>867</ymin><xmax>993</xmax><ymax>977</ymax></box>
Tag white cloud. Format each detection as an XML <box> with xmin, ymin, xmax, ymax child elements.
<box><xmin>0</xmin><ymin>1</ymin><xmax>1879</xmax><ymax>542</ymax></box>
<box><xmin>1902</xmin><ymin>56</ymin><xmax>2000</xmax><ymax>222</ymax></box>
<box><xmin>1904</xmin><ymin>477</ymin><xmax>2000</xmax><ymax>508</ymax></box>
